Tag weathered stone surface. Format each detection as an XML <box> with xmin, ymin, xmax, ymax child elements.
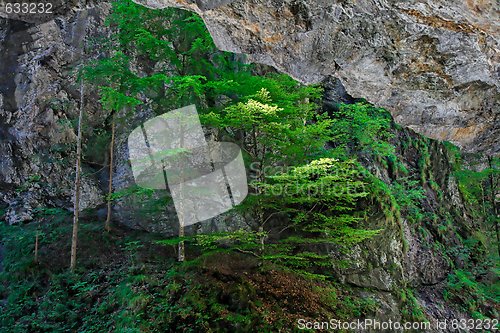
<box><xmin>0</xmin><ymin>3</ymin><xmax>248</xmax><ymax>233</ymax></box>
<box><xmin>0</xmin><ymin>0</ymin><xmax>95</xmax><ymax>25</ymax></box>
<box><xmin>418</xmin><ymin>282</ymin><xmax>470</xmax><ymax>332</ymax></box>
<box><xmin>134</xmin><ymin>0</ymin><xmax>499</xmax><ymax>154</ymax></box>
<box><xmin>0</xmin><ymin>4</ymin><xmax>110</xmax><ymax>224</ymax></box>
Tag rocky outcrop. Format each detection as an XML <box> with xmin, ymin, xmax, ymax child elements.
<box><xmin>0</xmin><ymin>2</ymin><xmax>248</xmax><ymax>231</ymax></box>
<box><xmin>328</xmin><ymin>121</ymin><xmax>477</xmax><ymax>328</ymax></box>
<box><xmin>133</xmin><ymin>0</ymin><xmax>499</xmax><ymax>154</ymax></box>
<box><xmin>0</xmin><ymin>0</ymin><xmax>96</xmax><ymax>24</ymax></box>
<box><xmin>0</xmin><ymin>3</ymin><xmax>111</xmax><ymax>224</ymax></box>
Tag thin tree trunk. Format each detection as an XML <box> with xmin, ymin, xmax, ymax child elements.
<box><xmin>34</xmin><ymin>231</ymin><xmax>39</xmax><ymax>264</ymax></box>
<box><xmin>495</xmin><ymin>215</ymin><xmax>500</xmax><ymax>257</ymax></box>
<box><xmin>178</xmin><ymin>119</ymin><xmax>185</xmax><ymax>262</ymax></box>
<box><xmin>178</xmin><ymin>223</ymin><xmax>185</xmax><ymax>262</ymax></box>
<box><xmin>487</xmin><ymin>156</ymin><xmax>499</xmax><ymax>256</ymax></box>
<box><xmin>70</xmin><ymin>79</ymin><xmax>84</xmax><ymax>272</ymax></box>
<box><xmin>481</xmin><ymin>184</ymin><xmax>486</xmax><ymax>216</ymax></box>
<box><xmin>177</xmin><ymin>186</ymin><xmax>185</xmax><ymax>262</ymax></box>
<box><xmin>105</xmin><ymin>115</ymin><xmax>116</xmax><ymax>232</ymax></box>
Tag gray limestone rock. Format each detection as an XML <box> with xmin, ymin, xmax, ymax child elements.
<box><xmin>0</xmin><ymin>3</ymin><xmax>111</xmax><ymax>224</ymax></box>
<box><xmin>134</xmin><ymin>0</ymin><xmax>499</xmax><ymax>154</ymax></box>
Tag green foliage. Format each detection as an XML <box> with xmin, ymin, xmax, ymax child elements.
<box><xmin>0</xmin><ymin>220</ymin><xmax>166</xmax><ymax>332</ymax></box>
<box><xmin>107</xmin><ymin>254</ymin><xmax>377</xmax><ymax>332</ymax></box>
<box><xmin>33</xmin><ymin>207</ymin><xmax>71</xmax><ymax>224</ymax></box>
<box><xmin>250</xmin><ymin>158</ymin><xmax>381</xmax><ymax>269</ymax></box>
<box><xmin>106</xmin><ymin>0</ymin><xmax>178</xmax><ymax>63</ymax></box>
<box><xmin>399</xmin><ymin>288</ymin><xmax>427</xmax><ymax>322</ymax></box>
<box><xmin>330</xmin><ymin>103</ymin><xmax>395</xmax><ymax>160</ymax></box>
<box><xmin>108</xmin><ymin>185</ymin><xmax>155</xmax><ymax>201</ymax></box>
<box><xmin>99</xmin><ymin>86</ymin><xmax>142</xmax><ymax>112</ymax></box>
<box><xmin>200</xmin><ymin>80</ymin><xmax>381</xmax><ymax>271</ymax></box>
<box><xmin>204</xmin><ymin>83</ymin><xmax>326</xmax><ymax>172</ymax></box>
<box><xmin>390</xmin><ymin>177</ymin><xmax>426</xmax><ymax>223</ymax></box>
<box><xmin>455</xmin><ymin>162</ymin><xmax>498</xmax><ymax>207</ymax></box>
<box><xmin>194</xmin><ymin>230</ymin><xmax>262</xmax><ymax>251</ymax></box>
<box><xmin>445</xmin><ymin>270</ymin><xmax>499</xmax><ymax>319</ymax></box>
<box><xmin>15</xmin><ymin>174</ymin><xmax>43</xmax><ymax>194</ymax></box>
<box><xmin>446</xmin><ymin>147</ymin><xmax>499</xmax><ymax>256</ymax></box>
<box><xmin>98</xmin><ymin>0</ymin><xmax>244</xmax><ymax>112</ymax></box>
<box><xmin>106</xmin><ymin>0</ymin><xmax>230</xmax><ymax>78</ymax></box>
<box><xmin>0</xmin><ymin>218</ymin><xmax>378</xmax><ymax>332</ymax></box>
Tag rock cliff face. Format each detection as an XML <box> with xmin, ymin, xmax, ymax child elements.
<box><xmin>0</xmin><ymin>2</ymin><xmax>251</xmax><ymax>233</ymax></box>
<box><xmin>0</xmin><ymin>2</ymin><xmax>111</xmax><ymax>223</ymax></box>
<box><xmin>134</xmin><ymin>0</ymin><xmax>499</xmax><ymax>154</ymax></box>
<box><xmin>322</xmin><ymin>82</ymin><xmax>476</xmax><ymax>325</ymax></box>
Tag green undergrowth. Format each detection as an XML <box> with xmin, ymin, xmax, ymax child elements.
<box><xmin>398</xmin><ymin>288</ymin><xmax>427</xmax><ymax>323</ymax></box>
<box><xmin>0</xmin><ymin>219</ymin><xmax>378</xmax><ymax>332</ymax></box>
<box><xmin>444</xmin><ymin>269</ymin><xmax>499</xmax><ymax>320</ymax></box>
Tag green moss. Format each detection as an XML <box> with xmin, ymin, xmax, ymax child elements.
<box><xmin>0</xmin><ymin>219</ymin><xmax>383</xmax><ymax>332</ymax></box>
<box><xmin>445</xmin><ymin>269</ymin><xmax>499</xmax><ymax>319</ymax></box>
<box><xmin>399</xmin><ymin>288</ymin><xmax>428</xmax><ymax>322</ymax></box>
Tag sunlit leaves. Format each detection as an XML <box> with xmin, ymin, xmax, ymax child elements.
<box><xmin>99</xmin><ymin>87</ymin><xmax>141</xmax><ymax>112</ymax></box>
